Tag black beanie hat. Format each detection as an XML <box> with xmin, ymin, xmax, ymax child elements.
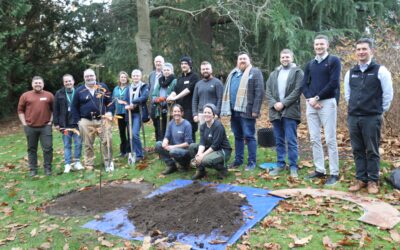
<box><xmin>180</xmin><ymin>56</ymin><xmax>193</xmax><ymax>68</ymax></box>
<box><xmin>203</xmin><ymin>103</ymin><xmax>217</xmax><ymax>116</ymax></box>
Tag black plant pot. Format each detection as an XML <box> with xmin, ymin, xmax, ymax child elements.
<box><xmin>257</xmin><ymin>128</ymin><xmax>276</xmax><ymax>148</ymax></box>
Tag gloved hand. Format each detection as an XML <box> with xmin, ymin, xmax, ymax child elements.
<box><xmin>153</xmin><ymin>97</ymin><xmax>160</xmax><ymax>104</ymax></box>
<box><xmin>158</xmin><ymin>96</ymin><xmax>166</xmax><ymax>103</ymax></box>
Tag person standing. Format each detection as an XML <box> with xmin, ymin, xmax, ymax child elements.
<box><xmin>151</xmin><ymin>63</ymin><xmax>177</xmax><ymax>141</ymax></box>
<box><xmin>112</xmin><ymin>71</ymin><xmax>130</xmax><ymax>157</ymax></box>
<box><xmin>71</xmin><ymin>69</ymin><xmax>115</xmax><ymax>172</ymax></box>
<box><xmin>124</xmin><ymin>69</ymin><xmax>149</xmax><ymax>161</ymax></box>
<box><xmin>220</xmin><ymin>52</ymin><xmax>264</xmax><ymax>170</ymax></box>
<box><xmin>346</xmin><ymin>38</ymin><xmax>393</xmax><ymax>194</ymax></box>
<box><xmin>149</xmin><ymin>55</ymin><xmax>165</xmax><ymax>140</ymax></box>
<box><xmin>18</xmin><ymin>76</ymin><xmax>54</xmax><ymax>176</ymax></box>
<box><xmin>155</xmin><ymin>104</ymin><xmax>193</xmax><ymax>175</ymax></box>
<box><xmin>266</xmin><ymin>49</ymin><xmax>304</xmax><ymax>178</ymax></box>
<box><xmin>190</xmin><ymin>104</ymin><xmax>232</xmax><ymax>179</ymax></box>
<box><xmin>192</xmin><ymin>61</ymin><xmax>224</xmax><ymax>124</ymax></box>
<box><xmin>167</xmin><ymin>56</ymin><xmax>200</xmax><ymax>141</ymax></box>
<box><xmin>302</xmin><ymin>35</ymin><xmax>341</xmax><ymax>185</ymax></box>
<box><xmin>53</xmin><ymin>74</ymin><xmax>83</xmax><ymax>173</ymax></box>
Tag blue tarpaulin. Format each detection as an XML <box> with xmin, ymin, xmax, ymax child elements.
<box><xmin>83</xmin><ymin>179</ymin><xmax>282</xmax><ymax>249</ymax></box>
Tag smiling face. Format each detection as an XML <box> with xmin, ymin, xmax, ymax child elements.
<box><xmin>162</xmin><ymin>67</ymin><xmax>172</xmax><ymax>77</ymax></box>
<box><xmin>154</xmin><ymin>56</ymin><xmax>164</xmax><ymax>71</ymax></box>
<box><xmin>356</xmin><ymin>42</ymin><xmax>373</xmax><ymax>64</ymax></box>
<box><xmin>172</xmin><ymin>106</ymin><xmax>183</xmax><ymax>122</ymax></box>
<box><xmin>200</xmin><ymin>64</ymin><xmax>212</xmax><ymax>79</ymax></box>
<box><xmin>131</xmin><ymin>71</ymin><xmax>142</xmax><ymax>84</ymax></box>
<box><xmin>314</xmin><ymin>38</ymin><xmax>329</xmax><ymax>56</ymax></box>
<box><xmin>63</xmin><ymin>75</ymin><xmax>75</xmax><ymax>90</ymax></box>
<box><xmin>84</xmin><ymin>69</ymin><xmax>96</xmax><ymax>87</ymax></box>
<box><xmin>119</xmin><ymin>73</ymin><xmax>128</xmax><ymax>85</ymax></box>
<box><xmin>203</xmin><ymin>107</ymin><xmax>214</xmax><ymax>123</ymax></box>
<box><xmin>237</xmin><ymin>54</ymin><xmax>250</xmax><ymax>71</ymax></box>
<box><xmin>280</xmin><ymin>53</ymin><xmax>293</xmax><ymax>67</ymax></box>
<box><xmin>32</xmin><ymin>79</ymin><xmax>44</xmax><ymax>93</ymax></box>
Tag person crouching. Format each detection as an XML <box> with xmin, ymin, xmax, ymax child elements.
<box><xmin>190</xmin><ymin>103</ymin><xmax>232</xmax><ymax>179</ymax></box>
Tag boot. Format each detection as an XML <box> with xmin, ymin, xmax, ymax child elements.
<box><xmin>367</xmin><ymin>181</ymin><xmax>379</xmax><ymax>194</ymax></box>
<box><xmin>349</xmin><ymin>180</ymin><xmax>367</xmax><ymax>192</ymax></box>
<box><xmin>191</xmin><ymin>169</ymin><xmax>206</xmax><ymax>180</ymax></box>
<box><xmin>216</xmin><ymin>168</ymin><xmax>228</xmax><ymax>179</ymax></box>
<box><xmin>44</xmin><ymin>168</ymin><xmax>52</xmax><ymax>176</ymax></box>
<box><xmin>30</xmin><ymin>169</ymin><xmax>38</xmax><ymax>177</ymax></box>
<box><xmin>162</xmin><ymin>164</ymin><xmax>177</xmax><ymax>175</ymax></box>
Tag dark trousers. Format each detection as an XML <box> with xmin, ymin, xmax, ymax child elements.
<box><xmin>117</xmin><ymin>114</ymin><xmax>130</xmax><ymax>154</ymax></box>
<box><xmin>189</xmin><ymin>143</ymin><xmax>231</xmax><ymax>171</ymax></box>
<box><xmin>155</xmin><ymin>141</ymin><xmax>191</xmax><ymax>167</ymax></box>
<box><xmin>348</xmin><ymin>115</ymin><xmax>382</xmax><ymax>182</ymax></box>
<box><xmin>190</xmin><ymin>120</ymin><xmax>198</xmax><ymax>143</ymax></box>
<box><xmin>153</xmin><ymin>112</ymin><xmax>168</xmax><ymax>141</ymax></box>
<box><xmin>24</xmin><ymin>125</ymin><xmax>53</xmax><ymax>171</ymax></box>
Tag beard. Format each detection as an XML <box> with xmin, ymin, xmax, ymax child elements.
<box><xmin>202</xmin><ymin>73</ymin><xmax>211</xmax><ymax>79</ymax></box>
<box><xmin>238</xmin><ymin>63</ymin><xmax>248</xmax><ymax>71</ymax></box>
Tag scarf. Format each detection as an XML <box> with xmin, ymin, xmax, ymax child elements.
<box><xmin>129</xmin><ymin>81</ymin><xmax>143</xmax><ymax>104</ymax></box>
<box><xmin>220</xmin><ymin>64</ymin><xmax>252</xmax><ymax>116</ymax></box>
<box><xmin>159</xmin><ymin>74</ymin><xmax>175</xmax><ymax>88</ymax></box>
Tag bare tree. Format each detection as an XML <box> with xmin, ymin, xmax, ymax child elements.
<box><xmin>135</xmin><ymin>0</ymin><xmax>153</xmax><ymax>78</ymax></box>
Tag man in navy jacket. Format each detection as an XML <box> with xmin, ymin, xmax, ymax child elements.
<box><xmin>71</xmin><ymin>69</ymin><xmax>115</xmax><ymax>172</ymax></box>
<box><xmin>302</xmin><ymin>35</ymin><xmax>341</xmax><ymax>185</ymax></box>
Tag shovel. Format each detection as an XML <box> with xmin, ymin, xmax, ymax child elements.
<box><xmin>127</xmin><ymin>109</ymin><xmax>136</xmax><ymax>165</ymax></box>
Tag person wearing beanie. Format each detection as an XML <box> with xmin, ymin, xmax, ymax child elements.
<box><xmin>167</xmin><ymin>55</ymin><xmax>200</xmax><ymax>142</ymax></box>
<box><xmin>189</xmin><ymin>103</ymin><xmax>232</xmax><ymax>180</ymax></box>
<box><xmin>151</xmin><ymin>63</ymin><xmax>177</xmax><ymax>141</ymax></box>
<box><xmin>266</xmin><ymin>49</ymin><xmax>303</xmax><ymax>178</ymax></box>
<box><xmin>192</xmin><ymin>61</ymin><xmax>224</xmax><ymax>124</ymax></box>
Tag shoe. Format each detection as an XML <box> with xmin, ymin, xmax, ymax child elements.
<box><xmin>269</xmin><ymin>167</ymin><xmax>284</xmax><ymax>176</ymax></box>
<box><xmin>325</xmin><ymin>175</ymin><xmax>339</xmax><ymax>186</ymax></box>
<box><xmin>349</xmin><ymin>180</ymin><xmax>367</xmax><ymax>192</ymax></box>
<box><xmin>162</xmin><ymin>165</ymin><xmax>177</xmax><ymax>175</ymax></box>
<box><xmin>105</xmin><ymin>162</ymin><xmax>114</xmax><ymax>172</ymax></box>
<box><xmin>119</xmin><ymin>153</ymin><xmax>127</xmax><ymax>158</ymax></box>
<box><xmin>305</xmin><ymin>171</ymin><xmax>326</xmax><ymax>180</ymax></box>
<box><xmin>367</xmin><ymin>181</ymin><xmax>379</xmax><ymax>194</ymax></box>
<box><xmin>216</xmin><ymin>168</ymin><xmax>228</xmax><ymax>179</ymax></box>
<box><xmin>191</xmin><ymin>170</ymin><xmax>206</xmax><ymax>180</ymax></box>
<box><xmin>245</xmin><ymin>162</ymin><xmax>256</xmax><ymax>171</ymax></box>
<box><xmin>290</xmin><ymin>168</ymin><xmax>298</xmax><ymax>178</ymax></box>
<box><xmin>228</xmin><ymin>162</ymin><xmax>242</xmax><ymax>169</ymax></box>
<box><xmin>64</xmin><ymin>164</ymin><xmax>71</xmax><ymax>173</ymax></box>
<box><xmin>74</xmin><ymin>162</ymin><xmax>84</xmax><ymax>170</ymax></box>
<box><xmin>45</xmin><ymin>168</ymin><xmax>52</xmax><ymax>176</ymax></box>
<box><xmin>30</xmin><ymin>170</ymin><xmax>38</xmax><ymax>177</ymax></box>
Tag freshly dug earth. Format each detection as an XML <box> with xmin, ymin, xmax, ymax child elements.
<box><xmin>128</xmin><ymin>182</ymin><xmax>248</xmax><ymax>237</ymax></box>
<box><xmin>45</xmin><ymin>181</ymin><xmax>154</xmax><ymax>216</ymax></box>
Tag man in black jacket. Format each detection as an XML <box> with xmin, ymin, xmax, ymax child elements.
<box><xmin>167</xmin><ymin>56</ymin><xmax>200</xmax><ymax>141</ymax></box>
<box><xmin>53</xmin><ymin>74</ymin><xmax>83</xmax><ymax>173</ymax></box>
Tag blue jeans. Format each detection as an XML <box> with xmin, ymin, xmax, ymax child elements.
<box><xmin>130</xmin><ymin>112</ymin><xmax>144</xmax><ymax>158</ymax></box>
<box><xmin>230</xmin><ymin>111</ymin><xmax>257</xmax><ymax>165</ymax></box>
<box><xmin>155</xmin><ymin>141</ymin><xmax>190</xmax><ymax>166</ymax></box>
<box><xmin>62</xmin><ymin>130</ymin><xmax>82</xmax><ymax>164</ymax></box>
<box><xmin>272</xmin><ymin>118</ymin><xmax>298</xmax><ymax>170</ymax></box>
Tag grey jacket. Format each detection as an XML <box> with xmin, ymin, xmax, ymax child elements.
<box><xmin>265</xmin><ymin>64</ymin><xmax>304</xmax><ymax>122</ymax></box>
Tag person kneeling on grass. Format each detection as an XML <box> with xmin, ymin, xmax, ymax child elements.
<box><xmin>190</xmin><ymin>104</ymin><xmax>232</xmax><ymax>180</ymax></box>
<box><xmin>155</xmin><ymin>104</ymin><xmax>193</xmax><ymax>175</ymax></box>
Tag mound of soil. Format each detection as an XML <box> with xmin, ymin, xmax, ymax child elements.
<box><xmin>45</xmin><ymin>181</ymin><xmax>154</xmax><ymax>216</ymax></box>
<box><xmin>128</xmin><ymin>182</ymin><xmax>248</xmax><ymax>237</ymax></box>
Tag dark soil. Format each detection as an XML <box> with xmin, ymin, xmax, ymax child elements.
<box><xmin>128</xmin><ymin>182</ymin><xmax>248</xmax><ymax>237</ymax></box>
<box><xmin>45</xmin><ymin>182</ymin><xmax>154</xmax><ymax>216</ymax></box>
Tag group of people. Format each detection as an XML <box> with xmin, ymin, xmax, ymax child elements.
<box><xmin>17</xmin><ymin>35</ymin><xmax>393</xmax><ymax>193</ymax></box>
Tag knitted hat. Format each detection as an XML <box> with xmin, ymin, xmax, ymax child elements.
<box><xmin>180</xmin><ymin>56</ymin><xmax>193</xmax><ymax>68</ymax></box>
<box><xmin>203</xmin><ymin>103</ymin><xmax>217</xmax><ymax>116</ymax></box>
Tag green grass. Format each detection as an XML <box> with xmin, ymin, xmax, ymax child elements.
<box><xmin>0</xmin><ymin>124</ymin><xmax>398</xmax><ymax>249</ymax></box>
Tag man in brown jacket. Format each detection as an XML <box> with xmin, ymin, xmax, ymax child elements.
<box><xmin>18</xmin><ymin>76</ymin><xmax>54</xmax><ymax>177</ymax></box>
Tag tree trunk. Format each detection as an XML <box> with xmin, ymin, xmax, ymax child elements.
<box><xmin>135</xmin><ymin>0</ymin><xmax>153</xmax><ymax>80</ymax></box>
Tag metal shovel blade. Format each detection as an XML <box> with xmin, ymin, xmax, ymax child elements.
<box><xmin>128</xmin><ymin>153</ymin><xmax>136</xmax><ymax>165</ymax></box>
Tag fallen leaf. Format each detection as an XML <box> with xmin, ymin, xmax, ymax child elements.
<box><xmin>142</xmin><ymin>236</ymin><xmax>151</xmax><ymax>250</ymax></box>
<box><xmin>30</xmin><ymin>228</ymin><xmax>37</xmax><ymax>237</ymax></box>
<box><xmin>40</xmin><ymin>242</ymin><xmax>51</xmax><ymax>249</ymax></box>
<box><xmin>322</xmin><ymin>236</ymin><xmax>337</xmax><ymax>250</ymax></box>
<box><xmin>389</xmin><ymin>229</ymin><xmax>400</xmax><ymax>243</ymax></box>
<box><xmin>288</xmin><ymin>234</ymin><xmax>313</xmax><ymax>247</ymax></box>
<box><xmin>301</xmin><ymin>210</ymin><xmax>319</xmax><ymax>216</ymax></box>
<box><xmin>100</xmin><ymin>239</ymin><xmax>114</xmax><ymax>247</ymax></box>
<box><xmin>263</xmin><ymin>242</ymin><xmax>281</xmax><ymax>249</ymax></box>
<box><xmin>209</xmin><ymin>239</ymin><xmax>227</xmax><ymax>244</ymax></box>
<box><xmin>63</xmin><ymin>243</ymin><xmax>69</xmax><ymax>250</ymax></box>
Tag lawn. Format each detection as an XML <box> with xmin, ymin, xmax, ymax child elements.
<box><xmin>0</xmin><ymin>121</ymin><xmax>399</xmax><ymax>249</ymax></box>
